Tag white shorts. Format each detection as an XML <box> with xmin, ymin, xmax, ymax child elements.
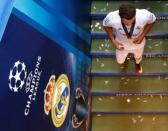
<box><xmin>115</xmin><ymin>38</ymin><xmax>146</xmax><ymax>64</ymax></box>
<box><xmin>116</xmin><ymin>46</ymin><xmax>144</xmax><ymax>64</ymax></box>
<box><xmin>116</xmin><ymin>41</ymin><xmax>145</xmax><ymax>64</ymax></box>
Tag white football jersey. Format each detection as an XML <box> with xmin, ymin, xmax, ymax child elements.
<box><xmin>103</xmin><ymin>9</ymin><xmax>156</xmax><ymax>50</ymax></box>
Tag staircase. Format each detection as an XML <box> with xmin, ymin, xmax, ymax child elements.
<box><xmin>90</xmin><ymin>1</ymin><xmax>168</xmax><ymax>131</ymax></box>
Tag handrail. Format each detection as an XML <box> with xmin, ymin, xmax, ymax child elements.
<box><xmin>91</xmin><ymin>32</ymin><xmax>168</xmax><ymax>39</ymax></box>
<box><xmin>92</xmin><ymin>111</ymin><xmax>168</xmax><ymax>115</ymax></box>
<box><xmin>92</xmin><ymin>91</ymin><xmax>168</xmax><ymax>96</ymax></box>
<box><xmin>91</xmin><ymin>72</ymin><xmax>168</xmax><ymax>77</ymax></box>
<box><xmin>91</xmin><ymin>52</ymin><xmax>168</xmax><ymax>57</ymax></box>
<box><xmin>91</xmin><ymin>13</ymin><xmax>168</xmax><ymax>20</ymax></box>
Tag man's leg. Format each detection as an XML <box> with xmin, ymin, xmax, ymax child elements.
<box><xmin>134</xmin><ymin>52</ymin><xmax>143</xmax><ymax>64</ymax></box>
<box><xmin>116</xmin><ymin>49</ymin><xmax>128</xmax><ymax>64</ymax></box>
<box><xmin>133</xmin><ymin>47</ymin><xmax>144</xmax><ymax>74</ymax></box>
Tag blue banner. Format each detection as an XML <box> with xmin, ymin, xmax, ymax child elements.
<box><xmin>0</xmin><ymin>14</ymin><xmax>88</xmax><ymax>131</ymax></box>
<box><xmin>0</xmin><ymin>0</ymin><xmax>91</xmax><ymax>130</ymax></box>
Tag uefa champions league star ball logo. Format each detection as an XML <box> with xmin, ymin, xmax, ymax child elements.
<box><xmin>9</xmin><ymin>61</ymin><xmax>27</xmax><ymax>92</ymax></box>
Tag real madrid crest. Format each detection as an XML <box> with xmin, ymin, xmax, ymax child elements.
<box><xmin>44</xmin><ymin>74</ymin><xmax>70</xmax><ymax>128</ymax></box>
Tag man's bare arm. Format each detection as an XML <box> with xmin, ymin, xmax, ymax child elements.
<box><xmin>133</xmin><ymin>22</ymin><xmax>155</xmax><ymax>44</ymax></box>
<box><xmin>104</xmin><ymin>27</ymin><xmax>124</xmax><ymax>50</ymax></box>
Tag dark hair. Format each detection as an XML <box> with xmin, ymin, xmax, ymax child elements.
<box><xmin>119</xmin><ymin>3</ymin><xmax>136</xmax><ymax>20</ymax></box>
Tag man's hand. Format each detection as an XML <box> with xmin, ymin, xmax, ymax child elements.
<box><xmin>113</xmin><ymin>40</ymin><xmax>124</xmax><ymax>50</ymax></box>
<box><xmin>133</xmin><ymin>22</ymin><xmax>155</xmax><ymax>44</ymax></box>
<box><xmin>104</xmin><ymin>27</ymin><xmax>124</xmax><ymax>51</ymax></box>
<box><xmin>133</xmin><ymin>34</ymin><xmax>145</xmax><ymax>44</ymax></box>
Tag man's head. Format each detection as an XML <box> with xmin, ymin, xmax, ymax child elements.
<box><xmin>119</xmin><ymin>3</ymin><xmax>136</xmax><ymax>26</ymax></box>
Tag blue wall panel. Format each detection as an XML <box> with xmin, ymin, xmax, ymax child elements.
<box><xmin>0</xmin><ymin>0</ymin><xmax>14</xmax><ymax>42</ymax></box>
<box><xmin>13</xmin><ymin>0</ymin><xmax>91</xmax><ymax>60</ymax></box>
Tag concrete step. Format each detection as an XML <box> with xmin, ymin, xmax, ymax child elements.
<box><xmin>92</xmin><ymin>95</ymin><xmax>168</xmax><ymax>112</ymax></box>
<box><xmin>91</xmin><ymin>76</ymin><xmax>168</xmax><ymax>92</ymax></box>
<box><xmin>91</xmin><ymin>114</ymin><xmax>168</xmax><ymax>131</ymax></box>
<box><xmin>91</xmin><ymin>1</ymin><xmax>168</xmax><ymax>14</ymax></box>
<box><xmin>91</xmin><ymin>39</ymin><xmax>168</xmax><ymax>53</ymax></box>
<box><xmin>92</xmin><ymin>57</ymin><xmax>168</xmax><ymax>73</ymax></box>
<box><xmin>91</xmin><ymin>20</ymin><xmax>168</xmax><ymax>33</ymax></box>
